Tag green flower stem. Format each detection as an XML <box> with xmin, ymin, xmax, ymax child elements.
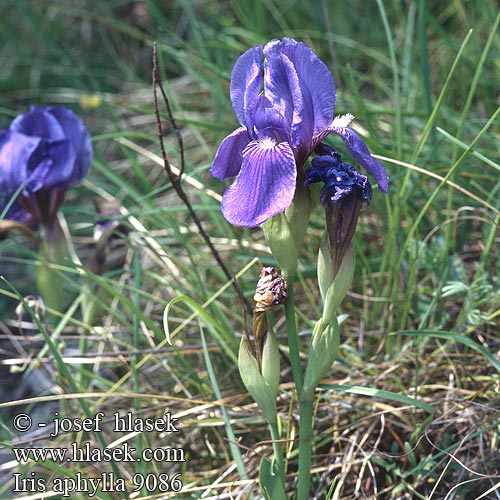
<box><xmin>284</xmin><ymin>280</ymin><xmax>303</xmax><ymax>394</ymax></box>
<box><xmin>269</xmin><ymin>419</ymin><xmax>287</xmax><ymax>491</ymax></box>
<box><xmin>284</xmin><ymin>278</ymin><xmax>314</xmax><ymax>499</ymax></box>
<box><xmin>297</xmin><ymin>396</ymin><xmax>314</xmax><ymax>500</ymax></box>
<box><xmin>36</xmin><ymin>219</ymin><xmax>67</xmax><ymax>316</ymax></box>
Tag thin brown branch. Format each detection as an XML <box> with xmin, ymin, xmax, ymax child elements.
<box><xmin>152</xmin><ymin>42</ymin><xmax>250</xmax><ymax>338</ymax></box>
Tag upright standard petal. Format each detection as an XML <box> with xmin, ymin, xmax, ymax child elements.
<box><xmin>329</xmin><ymin>125</ymin><xmax>389</xmax><ymax>193</ymax></box>
<box><xmin>221</xmin><ymin>138</ymin><xmax>296</xmax><ymax>227</ymax></box>
<box><xmin>262</xmin><ymin>41</ymin><xmax>296</xmax><ymax>130</ymax></box>
<box><xmin>282</xmin><ymin>38</ymin><xmax>336</xmax><ymax>135</ymax></box>
<box><xmin>48</xmin><ymin>106</ymin><xmax>93</xmax><ymax>183</ymax></box>
<box><xmin>265</xmin><ymin>38</ymin><xmax>336</xmax><ymax>148</ymax></box>
<box><xmin>230</xmin><ymin>45</ymin><xmax>263</xmax><ymax>130</ymax></box>
<box><xmin>210</xmin><ymin>127</ymin><xmax>249</xmax><ymax>181</ymax></box>
<box><xmin>279</xmin><ymin>53</ymin><xmax>308</xmax><ymax>152</ymax></box>
<box><xmin>10</xmin><ymin>106</ymin><xmax>66</xmax><ymax>142</ymax></box>
<box><xmin>253</xmin><ymin>95</ymin><xmax>289</xmax><ymax>142</ymax></box>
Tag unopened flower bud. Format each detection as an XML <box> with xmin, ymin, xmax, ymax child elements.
<box><xmin>306</xmin><ymin>146</ymin><xmax>372</xmax><ymax>282</ymax></box>
<box><xmin>303</xmin><ymin>316</ymin><xmax>340</xmax><ymax>398</ymax></box>
<box><xmin>319</xmin><ymin>241</ymin><xmax>355</xmax><ymax>325</ymax></box>
<box><xmin>305</xmin><ymin>146</ymin><xmax>373</xmax><ymax>320</ymax></box>
<box><xmin>238</xmin><ymin>334</ymin><xmax>279</xmax><ymax>424</ymax></box>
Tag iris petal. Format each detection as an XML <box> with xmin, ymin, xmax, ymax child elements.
<box><xmin>281</xmin><ymin>53</ymin><xmax>308</xmax><ymax>152</ymax></box>
<box><xmin>41</xmin><ymin>139</ymin><xmax>77</xmax><ymax>188</ymax></box>
<box><xmin>48</xmin><ymin>106</ymin><xmax>93</xmax><ymax>183</ymax></box>
<box><xmin>210</xmin><ymin>127</ymin><xmax>249</xmax><ymax>180</ymax></box>
<box><xmin>10</xmin><ymin>106</ymin><xmax>65</xmax><ymax>141</ymax></box>
<box><xmin>282</xmin><ymin>38</ymin><xmax>336</xmax><ymax>134</ymax></box>
<box><xmin>263</xmin><ymin>41</ymin><xmax>296</xmax><ymax>129</ymax></box>
<box><xmin>1</xmin><ymin>106</ymin><xmax>93</xmax><ymax>227</ymax></box>
<box><xmin>230</xmin><ymin>45</ymin><xmax>263</xmax><ymax>131</ymax></box>
<box><xmin>0</xmin><ymin>131</ymin><xmax>41</xmax><ymax>192</ymax></box>
<box><xmin>265</xmin><ymin>38</ymin><xmax>336</xmax><ymax>148</ymax></box>
<box><xmin>330</xmin><ymin>126</ymin><xmax>389</xmax><ymax>193</ymax></box>
<box><xmin>221</xmin><ymin>139</ymin><xmax>296</xmax><ymax>227</ymax></box>
<box><xmin>253</xmin><ymin>95</ymin><xmax>288</xmax><ymax>142</ymax></box>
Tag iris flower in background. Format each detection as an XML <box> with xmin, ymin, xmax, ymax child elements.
<box><xmin>0</xmin><ymin>105</ymin><xmax>93</xmax><ymax>231</ymax></box>
<box><xmin>0</xmin><ymin>105</ymin><xmax>93</xmax><ymax>313</ymax></box>
<box><xmin>210</xmin><ymin>37</ymin><xmax>388</xmax><ymax>228</ymax></box>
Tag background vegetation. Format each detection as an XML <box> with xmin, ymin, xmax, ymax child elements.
<box><xmin>0</xmin><ymin>0</ymin><xmax>498</xmax><ymax>498</ymax></box>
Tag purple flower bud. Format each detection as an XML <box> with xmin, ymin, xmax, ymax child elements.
<box><xmin>305</xmin><ymin>146</ymin><xmax>373</xmax><ymax>275</ymax></box>
<box><xmin>0</xmin><ymin>105</ymin><xmax>93</xmax><ymax>227</ymax></box>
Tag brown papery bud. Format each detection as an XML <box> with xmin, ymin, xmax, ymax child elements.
<box><xmin>254</xmin><ymin>267</ymin><xmax>288</xmax><ymax>313</ymax></box>
<box><xmin>252</xmin><ymin>267</ymin><xmax>288</xmax><ymax>369</ymax></box>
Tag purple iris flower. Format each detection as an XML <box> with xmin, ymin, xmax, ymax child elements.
<box><xmin>210</xmin><ymin>37</ymin><xmax>388</xmax><ymax>228</ymax></box>
<box><xmin>0</xmin><ymin>105</ymin><xmax>93</xmax><ymax>228</ymax></box>
<box><xmin>305</xmin><ymin>144</ymin><xmax>374</xmax><ymax>274</ymax></box>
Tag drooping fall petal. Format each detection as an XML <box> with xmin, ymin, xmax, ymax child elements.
<box><xmin>221</xmin><ymin>138</ymin><xmax>296</xmax><ymax>228</ymax></box>
<box><xmin>210</xmin><ymin>127</ymin><xmax>250</xmax><ymax>181</ymax></box>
